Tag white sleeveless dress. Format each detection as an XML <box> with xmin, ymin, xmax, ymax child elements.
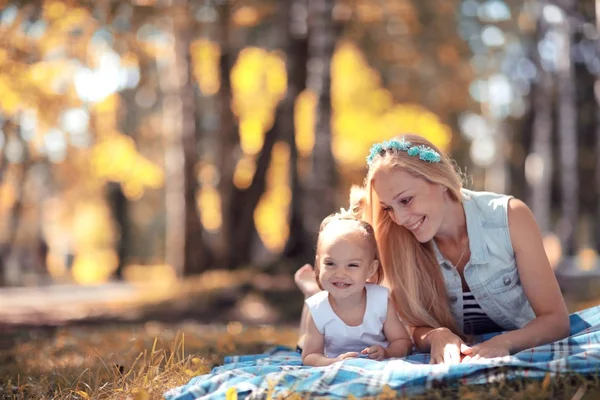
<box><xmin>305</xmin><ymin>283</ymin><xmax>389</xmax><ymax>358</ymax></box>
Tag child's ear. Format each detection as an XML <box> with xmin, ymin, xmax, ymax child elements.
<box><xmin>368</xmin><ymin>260</ymin><xmax>379</xmax><ymax>278</ymax></box>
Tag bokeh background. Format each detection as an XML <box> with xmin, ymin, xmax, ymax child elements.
<box><xmin>0</xmin><ymin>0</ymin><xmax>598</xmax><ymax>324</ymax></box>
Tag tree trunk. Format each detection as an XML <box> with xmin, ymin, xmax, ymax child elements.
<box><xmin>160</xmin><ymin>1</ymin><xmax>211</xmax><ymax>276</ymax></box>
<box><xmin>107</xmin><ymin>182</ymin><xmax>127</xmax><ymax>279</ymax></box>
<box><xmin>594</xmin><ymin>0</ymin><xmax>600</xmax><ymax>254</ymax></box>
<box><xmin>555</xmin><ymin>0</ymin><xmax>578</xmax><ymax>257</ymax></box>
<box><xmin>528</xmin><ymin>8</ymin><xmax>554</xmax><ymax>234</ymax></box>
<box><xmin>216</xmin><ymin>4</ymin><xmax>242</xmax><ymax>268</ymax></box>
<box><xmin>282</xmin><ymin>0</ymin><xmax>312</xmax><ymax>263</ymax></box>
<box><xmin>228</xmin><ymin>116</ymin><xmax>280</xmax><ymax>267</ymax></box>
<box><xmin>303</xmin><ymin>0</ymin><xmax>338</xmax><ymax>246</ymax></box>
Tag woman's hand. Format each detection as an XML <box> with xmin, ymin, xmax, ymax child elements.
<box><xmin>461</xmin><ymin>337</ymin><xmax>510</xmax><ymax>362</ymax></box>
<box><xmin>426</xmin><ymin>327</ymin><xmax>468</xmax><ymax>365</ymax></box>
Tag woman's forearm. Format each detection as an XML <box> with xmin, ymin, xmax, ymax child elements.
<box><xmin>488</xmin><ymin>313</ymin><xmax>570</xmax><ymax>354</ymax></box>
<box><xmin>412</xmin><ymin>326</ymin><xmax>449</xmax><ymax>352</ymax></box>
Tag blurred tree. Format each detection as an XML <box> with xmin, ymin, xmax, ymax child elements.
<box><xmin>160</xmin><ymin>0</ymin><xmax>212</xmax><ymax>276</ymax></box>
<box><xmin>595</xmin><ymin>0</ymin><xmax>600</xmax><ymax>254</ymax></box>
<box><xmin>216</xmin><ymin>2</ymin><xmax>242</xmax><ymax>268</ymax></box>
<box><xmin>303</xmin><ymin>0</ymin><xmax>338</xmax><ymax>244</ymax></box>
<box><xmin>529</xmin><ymin>2</ymin><xmax>554</xmax><ymax>234</ymax></box>
<box><xmin>555</xmin><ymin>0</ymin><xmax>579</xmax><ymax>256</ymax></box>
<box><xmin>281</xmin><ymin>0</ymin><xmax>312</xmax><ymax>264</ymax></box>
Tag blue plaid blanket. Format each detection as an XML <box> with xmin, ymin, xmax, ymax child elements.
<box><xmin>165</xmin><ymin>305</ymin><xmax>600</xmax><ymax>399</ymax></box>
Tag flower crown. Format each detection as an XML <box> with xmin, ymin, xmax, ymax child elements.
<box><xmin>366</xmin><ymin>139</ymin><xmax>441</xmax><ymax>166</ymax></box>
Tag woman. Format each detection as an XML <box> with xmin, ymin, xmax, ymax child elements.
<box><xmin>296</xmin><ymin>134</ymin><xmax>570</xmax><ymax>364</ymax></box>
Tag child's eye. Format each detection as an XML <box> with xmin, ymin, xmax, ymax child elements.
<box><xmin>348</xmin><ymin>263</ymin><xmax>359</xmax><ymax>268</ymax></box>
<box><xmin>400</xmin><ymin>197</ymin><xmax>413</xmax><ymax>206</ymax></box>
<box><xmin>324</xmin><ymin>261</ymin><xmax>334</xmax><ymax>266</ymax></box>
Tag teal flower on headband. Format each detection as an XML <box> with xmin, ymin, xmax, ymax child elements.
<box><xmin>366</xmin><ymin>143</ymin><xmax>385</xmax><ymax>165</ymax></box>
<box><xmin>407</xmin><ymin>146</ymin><xmax>421</xmax><ymax>157</ymax></box>
<box><xmin>417</xmin><ymin>146</ymin><xmax>441</xmax><ymax>163</ymax></box>
<box><xmin>386</xmin><ymin>139</ymin><xmax>411</xmax><ymax>151</ymax></box>
<box><xmin>366</xmin><ymin>139</ymin><xmax>440</xmax><ymax>166</ymax></box>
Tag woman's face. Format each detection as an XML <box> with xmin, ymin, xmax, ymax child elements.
<box><xmin>372</xmin><ymin>167</ymin><xmax>447</xmax><ymax>243</ymax></box>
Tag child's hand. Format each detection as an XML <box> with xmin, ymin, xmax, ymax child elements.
<box><xmin>334</xmin><ymin>352</ymin><xmax>359</xmax><ymax>362</ymax></box>
<box><xmin>361</xmin><ymin>345</ymin><xmax>386</xmax><ymax>360</ymax></box>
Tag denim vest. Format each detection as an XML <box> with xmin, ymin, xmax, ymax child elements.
<box><xmin>432</xmin><ymin>189</ymin><xmax>536</xmax><ymax>334</ymax></box>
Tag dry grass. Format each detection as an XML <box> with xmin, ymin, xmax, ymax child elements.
<box><xmin>0</xmin><ymin>322</ymin><xmax>298</xmax><ymax>399</ymax></box>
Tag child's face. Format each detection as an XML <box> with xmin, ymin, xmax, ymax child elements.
<box><xmin>317</xmin><ymin>223</ymin><xmax>377</xmax><ymax>300</ymax></box>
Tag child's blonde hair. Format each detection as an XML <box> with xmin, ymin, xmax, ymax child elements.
<box><xmin>314</xmin><ymin>206</ymin><xmax>384</xmax><ymax>290</ymax></box>
<box><xmin>353</xmin><ymin>134</ymin><xmax>463</xmax><ymax>335</ymax></box>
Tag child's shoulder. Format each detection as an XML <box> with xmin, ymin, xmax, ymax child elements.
<box><xmin>365</xmin><ymin>283</ymin><xmax>390</xmax><ymax>296</ymax></box>
<box><xmin>305</xmin><ymin>290</ymin><xmax>329</xmax><ymax>308</ymax></box>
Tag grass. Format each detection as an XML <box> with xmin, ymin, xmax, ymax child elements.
<box><xmin>1</xmin><ymin>322</ymin><xmax>599</xmax><ymax>400</ymax></box>
<box><xmin>0</xmin><ymin>322</ymin><xmax>299</xmax><ymax>399</ymax></box>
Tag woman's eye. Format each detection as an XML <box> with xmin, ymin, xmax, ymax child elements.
<box><xmin>400</xmin><ymin>197</ymin><xmax>412</xmax><ymax>206</ymax></box>
<box><xmin>383</xmin><ymin>206</ymin><xmax>392</xmax><ymax>212</ymax></box>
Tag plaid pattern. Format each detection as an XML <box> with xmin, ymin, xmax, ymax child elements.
<box><xmin>164</xmin><ymin>305</ymin><xmax>600</xmax><ymax>400</ymax></box>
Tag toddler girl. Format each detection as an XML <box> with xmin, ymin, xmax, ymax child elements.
<box><xmin>302</xmin><ymin>211</ymin><xmax>412</xmax><ymax>366</ymax></box>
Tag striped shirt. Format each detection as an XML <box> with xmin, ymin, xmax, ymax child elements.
<box><xmin>463</xmin><ymin>292</ymin><xmax>503</xmax><ymax>335</ymax></box>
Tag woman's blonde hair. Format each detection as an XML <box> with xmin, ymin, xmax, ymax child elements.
<box><xmin>314</xmin><ymin>208</ymin><xmax>384</xmax><ymax>290</ymax></box>
<box><xmin>354</xmin><ymin>134</ymin><xmax>464</xmax><ymax>335</ymax></box>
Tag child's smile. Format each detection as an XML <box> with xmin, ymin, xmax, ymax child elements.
<box><xmin>316</xmin><ymin>222</ymin><xmax>378</xmax><ymax>301</ymax></box>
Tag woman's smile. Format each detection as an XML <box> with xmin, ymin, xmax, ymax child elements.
<box><xmin>406</xmin><ymin>216</ymin><xmax>426</xmax><ymax>232</ymax></box>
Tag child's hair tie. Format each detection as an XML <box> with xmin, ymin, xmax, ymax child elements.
<box><xmin>366</xmin><ymin>139</ymin><xmax>441</xmax><ymax>166</ymax></box>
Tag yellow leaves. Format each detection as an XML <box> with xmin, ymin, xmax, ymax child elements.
<box><xmin>91</xmin><ymin>133</ymin><xmax>164</xmax><ymax>199</ymax></box>
<box><xmin>239</xmin><ymin>118</ymin><xmax>264</xmax><ymax>155</ymax></box>
<box><xmin>93</xmin><ymin>94</ymin><xmax>120</xmax><ymax>131</ymax></box>
<box><xmin>226</xmin><ymin>387</ymin><xmax>238</xmax><ymax>400</ymax></box>
<box><xmin>254</xmin><ymin>142</ymin><xmax>290</xmax><ymax>252</ymax></box>
<box><xmin>72</xmin><ymin>249</ymin><xmax>119</xmax><ymax>284</ymax></box>
<box><xmin>26</xmin><ymin>60</ymin><xmax>74</xmax><ymax>95</ymax></box>
<box><xmin>233</xmin><ymin>155</ymin><xmax>257</xmax><ymax>189</ymax></box>
<box><xmin>93</xmin><ymin>93</ymin><xmax>120</xmax><ymax>114</ymax></box>
<box><xmin>55</xmin><ymin>7</ymin><xmax>90</xmax><ymax>32</ymax></box>
<box><xmin>0</xmin><ymin>76</ymin><xmax>21</xmax><ymax>116</ymax></box>
<box><xmin>191</xmin><ymin>39</ymin><xmax>221</xmax><ymax>96</ymax></box>
<box><xmin>294</xmin><ymin>90</ymin><xmax>316</xmax><ymax>157</ymax></box>
<box><xmin>231</xmin><ymin>47</ymin><xmax>286</xmax><ymax>156</ymax></box>
<box><xmin>296</xmin><ymin>42</ymin><xmax>454</xmax><ymax>166</ymax></box>
<box><xmin>197</xmin><ymin>186</ymin><xmax>222</xmax><ymax>232</ymax></box>
<box><xmin>43</xmin><ymin>1</ymin><xmax>67</xmax><ymax>20</ymax></box>
<box><xmin>197</xmin><ymin>163</ymin><xmax>222</xmax><ymax>231</ymax></box>
<box><xmin>378</xmin><ymin>385</ymin><xmax>398</xmax><ymax>400</ymax></box>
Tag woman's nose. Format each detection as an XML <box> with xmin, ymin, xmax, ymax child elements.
<box><xmin>393</xmin><ymin>208</ymin><xmax>410</xmax><ymax>226</ymax></box>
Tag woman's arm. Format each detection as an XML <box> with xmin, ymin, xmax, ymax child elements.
<box><xmin>465</xmin><ymin>199</ymin><xmax>570</xmax><ymax>357</ymax></box>
<box><xmin>302</xmin><ymin>313</ymin><xmax>358</xmax><ymax>366</ymax></box>
<box><xmin>412</xmin><ymin>326</ymin><xmax>466</xmax><ymax>364</ymax></box>
<box><xmin>381</xmin><ymin>298</ymin><xmax>412</xmax><ymax>358</ymax></box>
